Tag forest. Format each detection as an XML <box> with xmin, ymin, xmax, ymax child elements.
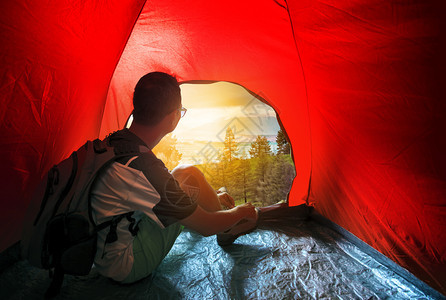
<box><xmin>153</xmin><ymin>128</ymin><xmax>295</xmax><ymax>207</ymax></box>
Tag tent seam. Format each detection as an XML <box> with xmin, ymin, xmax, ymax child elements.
<box><xmin>98</xmin><ymin>0</ymin><xmax>148</xmax><ymax>137</ymax></box>
<box><xmin>283</xmin><ymin>0</ymin><xmax>313</xmax><ymax>205</ymax></box>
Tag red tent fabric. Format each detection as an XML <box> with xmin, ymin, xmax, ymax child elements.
<box><xmin>0</xmin><ymin>0</ymin><xmax>444</xmax><ymax>294</ymax></box>
<box><xmin>287</xmin><ymin>1</ymin><xmax>446</xmax><ymax>292</ymax></box>
<box><xmin>0</xmin><ymin>0</ymin><xmax>146</xmax><ymax>257</ymax></box>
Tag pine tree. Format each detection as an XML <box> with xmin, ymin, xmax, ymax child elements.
<box><xmin>223</xmin><ymin>127</ymin><xmax>239</xmax><ymax>162</ymax></box>
<box><xmin>152</xmin><ymin>133</ymin><xmax>182</xmax><ymax>170</ymax></box>
<box><xmin>257</xmin><ymin>155</ymin><xmax>295</xmax><ymax>206</ymax></box>
<box><xmin>276</xmin><ymin>129</ymin><xmax>291</xmax><ymax>155</ymax></box>
<box><xmin>248</xmin><ymin>136</ymin><xmax>272</xmax><ymax>185</ymax></box>
<box><xmin>225</xmin><ymin>159</ymin><xmax>245</xmax><ymax>203</ymax></box>
<box><xmin>248</xmin><ymin>135</ymin><xmax>271</xmax><ymax>158</ymax></box>
<box><xmin>197</xmin><ymin>162</ymin><xmax>223</xmax><ymax>192</ymax></box>
<box><xmin>240</xmin><ymin>158</ymin><xmax>251</xmax><ymax>203</ymax></box>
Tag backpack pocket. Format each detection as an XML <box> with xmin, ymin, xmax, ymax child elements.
<box><xmin>45</xmin><ymin>213</ymin><xmax>96</xmax><ymax>275</ymax></box>
<box><xmin>60</xmin><ymin>234</ymin><xmax>97</xmax><ymax>275</ymax></box>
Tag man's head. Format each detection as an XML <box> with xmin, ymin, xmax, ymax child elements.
<box><xmin>132</xmin><ymin>72</ymin><xmax>181</xmax><ymax>127</ymax></box>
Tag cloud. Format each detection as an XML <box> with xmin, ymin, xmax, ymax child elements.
<box><xmin>175</xmin><ymin>108</ymin><xmax>279</xmax><ymax>142</ymax></box>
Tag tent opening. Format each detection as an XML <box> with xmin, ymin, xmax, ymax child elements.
<box><xmin>126</xmin><ymin>81</ymin><xmax>296</xmax><ymax>207</ymax></box>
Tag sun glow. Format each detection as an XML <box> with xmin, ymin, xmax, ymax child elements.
<box><xmin>172</xmin><ymin>82</ymin><xmax>281</xmax><ymax>164</ymax></box>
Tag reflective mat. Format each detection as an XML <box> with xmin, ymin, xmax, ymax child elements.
<box><xmin>0</xmin><ymin>221</ymin><xmax>439</xmax><ymax>299</ymax></box>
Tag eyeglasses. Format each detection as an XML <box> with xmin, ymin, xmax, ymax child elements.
<box><xmin>178</xmin><ymin>106</ymin><xmax>187</xmax><ymax>118</ymax></box>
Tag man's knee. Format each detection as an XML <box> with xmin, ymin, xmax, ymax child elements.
<box><xmin>171</xmin><ymin>165</ymin><xmax>205</xmax><ymax>187</ymax></box>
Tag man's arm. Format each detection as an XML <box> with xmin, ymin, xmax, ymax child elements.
<box><xmin>179</xmin><ymin>203</ymin><xmax>257</xmax><ymax>237</ymax></box>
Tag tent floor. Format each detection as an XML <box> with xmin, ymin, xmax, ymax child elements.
<box><xmin>0</xmin><ymin>220</ymin><xmax>439</xmax><ymax>299</ymax></box>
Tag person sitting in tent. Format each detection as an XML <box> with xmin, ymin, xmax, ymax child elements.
<box><xmin>91</xmin><ymin>71</ymin><xmax>258</xmax><ymax>284</ymax></box>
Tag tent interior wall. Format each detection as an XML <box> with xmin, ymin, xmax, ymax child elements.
<box><xmin>0</xmin><ymin>0</ymin><xmax>444</xmax><ymax>295</ymax></box>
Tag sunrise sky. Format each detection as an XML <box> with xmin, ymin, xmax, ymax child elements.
<box><xmin>127</xmin><ymin>82</ymin><xmax>282</xmax><ymax>164</ymax></box>
<box><xmin>176</xmin><ymin>82</ymin><xmax>280</xmax><ymax>143</ymax></box>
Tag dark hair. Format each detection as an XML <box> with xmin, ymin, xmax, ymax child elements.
<box><xmin>132</xmin><ymin>72</ymin><xmax>181</xmax><ymax>126</ymax></box>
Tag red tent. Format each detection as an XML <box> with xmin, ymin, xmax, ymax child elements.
<box><xmin>0</xmin><ymin>0</ymin><xmax>444</xmax><ymax>294</ymax></box>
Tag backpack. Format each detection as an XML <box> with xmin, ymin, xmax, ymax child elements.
<box><xmin>21</xmin><ymin>137</ymin><xmax>147</xmax><ymax>298</ymax></box>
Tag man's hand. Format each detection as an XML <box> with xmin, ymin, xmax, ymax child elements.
<box><xmin>217</xmin><ymin>192</ymin><xmax>235</xmax><ymax>209</ymax></box>
<box><xmin>180</xmin><ymin>202</ymin><xmax>257</xmax><ymax>237</ymax></box>
<box><xmin>234</xmin><ymin>202</ymin><xmax>257</xmax><ymax>221</ymax></box>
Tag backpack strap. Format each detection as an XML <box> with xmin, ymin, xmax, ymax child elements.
<box><xmin>97</xmin><ymin>212</ymin><xmax>139</xmax><ymax>259</ymax></box>
<box><xmin>126</xmin><ymin>212</ymin><xmax>140</xmax><ymax>236</ymax></box>
<box><xmin>33</xmin><ymin>166</ymin><xmax>59</xmax><ymax>225</ymax></box>
<box><xmin>45</xmin><ymin>266</ymin><xmax>64</xmax><ymax>299</ymax></box>
<box><xmin>124</xmin><ymin>156</ymin><xmax>139</xmax><ymax>167</ymax></box>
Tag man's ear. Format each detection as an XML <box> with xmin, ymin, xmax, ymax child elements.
<box><xmin>171</xmin><ymin>112</ymin><xmax>180</xmax><ymax>128</ymax></box>
<box><xmin>165</xmin><ymin>110</ymin><xmax>179</xmax><ymax>132</ymax></box>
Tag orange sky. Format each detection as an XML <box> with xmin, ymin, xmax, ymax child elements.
<box><xmin>176</xmin><ymin>82</ymin><xmax>280</xmax><ymax>143</ymax></box>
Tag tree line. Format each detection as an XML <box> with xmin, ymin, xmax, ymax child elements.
<box><xmin>198</xmin><ymin>128</ymin><xmax>295</xmax><ymax>207</ymax></box>
<box><xmin>152</xmin><ymin>127</ymin><xmax>295</xmax><ymax>207</ymax></box>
